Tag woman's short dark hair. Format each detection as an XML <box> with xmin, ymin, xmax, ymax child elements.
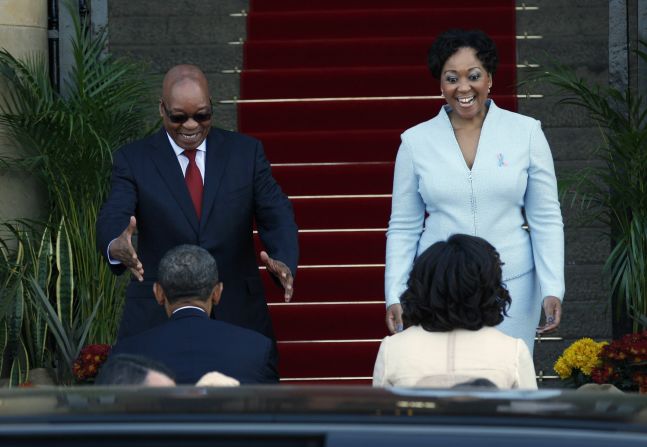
<box><xmin>427</xmin><ymin>29</ymin><xmax>499</xmax><ymax>79</ymax></box>
<box><xmin>400</xmin><ymin>234</ymin><xmax>511</xmax><ymax>332</ymax></box>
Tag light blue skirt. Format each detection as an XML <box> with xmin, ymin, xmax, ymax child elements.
<box><xmin>497</xmin><ymin>270</ymin><xmax>542</xmax><ymax>355</ymax></box>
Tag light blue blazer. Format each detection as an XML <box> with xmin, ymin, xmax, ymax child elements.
<box><xmin>385</xmin><ymin>100</ymin><xmax>564</xmax><ymax>307</ymax></box>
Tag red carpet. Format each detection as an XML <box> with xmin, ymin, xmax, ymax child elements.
<box><xmin>239</xmin><ymin>97</ymin><xmax>517</xmax><ymax>132</ymax></box>
<box><xmin>240</xmin><ymin>1</ymin><xmax>517</xmax><ymax>384</ymax></box>
<box><xmin>289</xmin><ymin>196</ymin><xmax>391</xmax><ymax>229</ymax></box>
<box><xmin>263</xmin><ymin>267</ymin><xmax>384</xmax><ymax>303</ymax></box>
<box><xmin>243</xmin><ymin>36</ymin><xmax>516</xmax><ymax>69</ymax></box>
<box><xmin>241</xmin><ymin>65</ymin><xmax>517</xmax><ymax>99</ymax></box>
<box><xmin>256</xmin><ymin>130</ymin><xmax>400</xmax><ymax>163</ymax></box>
<box><xmin>249</xmin><ymin>0</ymin><xmax>515</xmax><ymax>11</ymax></box>
<box><xmin>246</xmin><ymin>9</ymin><xmax>515</xmax><ymax>40</ymax></box>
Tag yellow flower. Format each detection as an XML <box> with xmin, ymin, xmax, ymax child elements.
<box><xmin>554</xmin><ymin>356</ymin><xmax>572</xmax><ymax>379</ymax></box>
<box><xmin>554</xmin><ymin>338</ymin><xmax>608</xmax><ymax>379</ymax></box>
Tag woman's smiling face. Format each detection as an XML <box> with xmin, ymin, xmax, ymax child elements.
<box><xmin>440</xmin><ymin>46</ymin><xmax>492</xmax><ymax>123</ymax></box>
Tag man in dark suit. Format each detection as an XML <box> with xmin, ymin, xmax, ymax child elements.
<box><xmin>110</xmin><ymin>244</ymin><xmax>279</xmax><ymax>384</ymax></box>
<box><xmin>96</xmin><ymin>64</ymin><xmax>298</xmax><ymax>341</ymax></box>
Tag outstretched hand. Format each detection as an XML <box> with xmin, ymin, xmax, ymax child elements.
<box><xmin>537</xmin><ymin>296</ymin><xmax>562</xmax><ymax>334</ymax></box>
<box><xmin>108</xmin><ymin>216</ymin><xmax>144</xmax><ymax>281</ymax></box>
<box><xmin>260</xmin><ymin>251</ymin><xmax>293</xmax><ymax>302</ymax></box>
<box><xmin>386</xmin><ymin>303</ymin><xmax>403</xmax><ymax>334</ymax></box>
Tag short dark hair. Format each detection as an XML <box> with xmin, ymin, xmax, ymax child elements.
<box><xmin>400</xmin><ymin>234</ymin><xmax>511</xmax><ymax>332</ymax></box>
<box><xmin>95</xmin><ymin>354</ymin><xmax>175</xmax><ymax>385</ymax></box>
<box><xmin>157</xmin><ymin>244</ymin><xmax>219</xmax><ymax>303</ymax></box>
<box><xmin>427</xmin><ymin>29</ymin><xmax>499</xmax><ymax>79</ymax></box>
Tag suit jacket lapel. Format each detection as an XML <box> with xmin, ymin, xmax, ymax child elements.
<box><xmin>200</xmin><ymin>128</ymin><xmax>231</xmax><ymax>229</ymax></box>
<box><xmin>149</xmin><ymin>128</ymin><xmax>200</xmax><ymax>233</ymax></box>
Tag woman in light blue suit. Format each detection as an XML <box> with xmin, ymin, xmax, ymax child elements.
<box><xmin>384</xmin><ymin>29</ymin><xmax>564</xmax><ymax>353</ymax></box>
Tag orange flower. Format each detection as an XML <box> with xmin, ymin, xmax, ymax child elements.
<box><xmin>591</xmin><ymin>331</ymin><xmax>647</xmax><ymax>392</ymax></box>
<box><xmin>73</xmin><ymin>344</ymin><xmax>111</xmax><ymax>383</ymax></box>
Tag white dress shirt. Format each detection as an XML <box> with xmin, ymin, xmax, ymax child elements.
<box><xmin>166</xmin><ymin>133</ymin><xmax>206</xmax><ymax>183</ymax></box>
<box><xmin>172</xmin><ymin>305</ymin><xmax>207</xmax><ymax>315</ymax></box>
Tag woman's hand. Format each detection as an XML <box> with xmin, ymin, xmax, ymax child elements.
<box><xmin>537</xmin><ymin>296</ymin><xmax>562</xmax><ymax>334</ymax></box>
<box><xmin>385</xmin><ymin>303</ymin><xmax>403</xmax><ymax>334</ymax></box>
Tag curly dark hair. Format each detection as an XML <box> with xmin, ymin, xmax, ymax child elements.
<box><xmin>427</xmin><ymin>29</ymin><xmax>499</xmax><ymax>79</ymax></box>
<box><xmin>400</xmin><ymin>234</ymin><xmax>511</xmax><ymax>332</ymax></box>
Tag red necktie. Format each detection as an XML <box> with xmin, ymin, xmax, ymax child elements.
<box><xmin>183</xmin><ymin>150</ymin><xmax>203</xmax><ymax>219</ymax></box>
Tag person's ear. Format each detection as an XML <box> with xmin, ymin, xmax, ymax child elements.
<box><xmin>153</xmin><ymin>283</ymin><xmax>166</xmax><ymax>306</ymax></box>
<box><xmin>211</xmin><ymin>282</ymin><xmax>223</xmax><ymax>306</ymax></box>
<box><xmin>159</xmin><ymin>99</ymin><xmax>165</xmax><ymax>119</ymax></box>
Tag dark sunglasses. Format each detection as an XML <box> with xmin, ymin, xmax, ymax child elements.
<box><xmin>161</xmin><ymin>100</ymin><xmax>213</xmax><ymax>124</ymax></box>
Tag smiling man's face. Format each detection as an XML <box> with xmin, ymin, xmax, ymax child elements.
<box><xmin>160</xmin><ymin>77</ymin><xmax>212</xmax><ymax>151</ymax></box>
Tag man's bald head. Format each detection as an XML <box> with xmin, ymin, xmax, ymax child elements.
<box><xmin>159</xmin><ymin>64</ymin><xmax>213</xmax><ymax>151</ymax></box>
<box><xmin>162</xmin><ymin>65</ymin><xmax>209</xmax><ymax>101</ymax></box>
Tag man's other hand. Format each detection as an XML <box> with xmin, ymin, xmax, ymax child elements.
<box><xmin>109</xmin><ymin>216</ymin><xmax>144</xmax><ymax>281</ymax></box>
<box><xmin>260</xmin><ymin>251</ymin><xmax>293</xmax><ymax>302</ymax></box>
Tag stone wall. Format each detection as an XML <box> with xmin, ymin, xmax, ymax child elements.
<box><xmin>107</xmin><ymin>0</ymin><xmax>247</xmax><ymax>130</ymax></box>
<box><xmin>517</xmin><ymin>0</ymin><xmax>612</xmax><ymax>384</ymax></box>
<box><xmin>0</xmin><ymin>0</ymin><xmax>48</xmax><ymax>222</ymax></box>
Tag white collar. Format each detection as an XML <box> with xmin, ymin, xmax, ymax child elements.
<box><xmin>172</xmin><ymin>305</ymin><xmax>207</xmax><ymax>315</ymax></box>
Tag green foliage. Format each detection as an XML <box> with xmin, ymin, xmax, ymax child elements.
<box><xmin>0</xmin><ymin>221</ymin><xmax>49</xmax><ymax>385</ymax></box>
<box><xmin>27</xmin><ymin>219</ymin><xmax>102</xmax><ymax>384</ymax></box>
<box><xmin>0</xmin><ymin>219</ymin><xmax>103</xmax><ymax>385</ymax></box>
<box><xmin>29</xmin><ymin>278</ymin><xmax>101</xmax><ymax>385</ymax></box>
<box><xmin>607</xmin><ymin>218</ymin><xmax>647</xmax><ymax>330</ymax></box>
<box><xmin>534</xmin><ymin>49</ymin><xmax>647</xmax><ymax>332</ymax></box>
<box><xmin>0</xmin><ymin>0</ymin><xmax>156</xmax><ymax>356</ymax></box>
<box><xmin>0</xmin><ymin>15</ymin><xmax>154</xmax><ymax>198</ymax></box>
<box><xmin>55</xmin><ymin>219</ymin><xmax>74</xmax><ymax>335</ymax></box>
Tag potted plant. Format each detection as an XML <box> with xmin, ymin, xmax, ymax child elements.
<box><xmin>0</xmin><ymin>218</ymin><xmax>102</xmax><ymax>385</ymax></box>
<box><xmin>0</xmin><ymin>221</ymin><xmax>50</xmax><ymax>386</ymax></box>
<box><xmin>554</xmin><ymin>338</ymin><xmax>608</xmax><ymax>388</ymax></box>
<box><xmin>591</xmin><ymin>331</ymin><xmax>647</xmax><ymax>393</ymax></box>
<box><xmin>0</xmin><ymin>1</ymin><xmax>157</xmax><ymax>386</ymax></box>
<box><xmin>535</xmin><ymin>49</ymin><xmax>647</xmax><ymax>333</ymax></box>
<box><xmin>72</xmin><ymin>343</ymin><xmax>111</xmax><ymax>383</ymax></box>
<box><xmin>0</xmin><ymin>0</ymin><xmax>156</xmax><ymax>367</ymax></box>
<box><xmin>555</xmin><ymin>333</ymin><xmax>646</xmax><ymax>392</ymax></box>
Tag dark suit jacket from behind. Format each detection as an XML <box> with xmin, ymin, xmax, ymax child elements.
<box><xmin>96</xmin><ymin>128</ymin><xmax>298</xmax><ymax>340</ymax></box>
<box><xmin>110</xmin><ymin>308</ymin><xmax>278</xmax><ymax>384</ymax></box>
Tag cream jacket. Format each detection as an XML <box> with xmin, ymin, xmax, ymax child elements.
<box><xmin>372</xmin><ymin>326</ymin><xmax>538</xmax><ymax>389</ymax></box>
